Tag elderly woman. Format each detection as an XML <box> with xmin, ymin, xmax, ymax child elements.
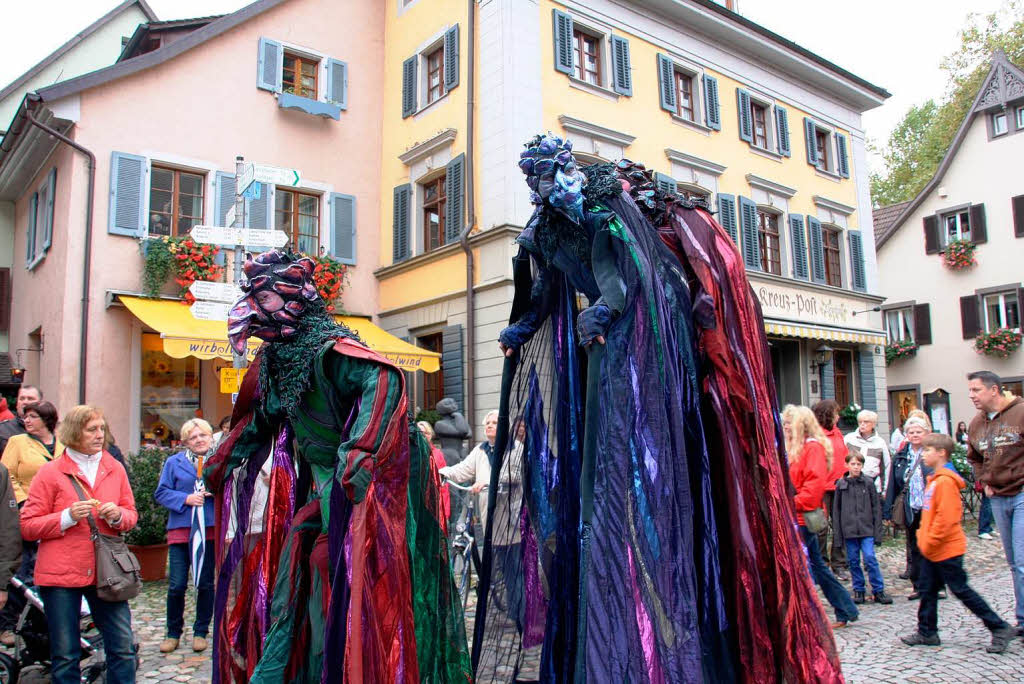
<box><xmin>155</xmin><ymin>418</ymin><xmax>216</xmax><ymax>655</ymax></box>
<box><xmin>885</xmin><ymin>416</ymin><xmax>935</xmax><ymax>599</ymax></box>
<box><xmin>844</xmin><ymin>409</ymin><xmax>892</xmax><ymax>496</ymax></box>
<box><xmin>20</xmin><ymin>405</ymin><xmax>137</xmax><ymax>684</ymax></box>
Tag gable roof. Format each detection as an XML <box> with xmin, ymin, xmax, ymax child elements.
<box><xmin>872</xmin><ymin>201</ymin><xmax>910</xmax><ymax>244</ymax></box>
<box><xmin>0</xmin><ymin>1</ymin><xmax>158</xmax><ymax>105</ymax></box>
<box><xmin>117</xmin><ymin>15</ymin><xmax>227</xmax><ymax>62</ymax></box>
<box><xmin>875</xmin><ymin>52</ymin><xmax>1024</xmax><ymax>250</ymax></box>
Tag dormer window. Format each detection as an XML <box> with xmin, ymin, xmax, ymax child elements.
<box><xmin>993</xmin><ymin>111</ymin><xmax>1008</xmax><ymax>136</ymax></box>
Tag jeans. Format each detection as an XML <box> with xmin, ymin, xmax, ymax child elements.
<box><xmin>799</xmin><ymin>525</ymin><xmax>858</xmax><ymax>623</ymax></box>
<box><xmin>40</xmin><ymin>585</ymin><xmax>136</xmax><ymax>684</ymax></box>
<box><xmin>978</xmin><ymin>493</ymin><xmax>994</xmax><ymax>535</ymax></box>
<box><xmin>167</xmin><ymin>541</ymin><xmax>215</xmax><ymax>639</ymax></box>
<box><xmin>845</xmin><ymin>537</ymin><xmax>885</xmax><ymax>594</ymax></box>
<box><xmin>989</xmin><ymin>491</ymin><xmax>1024</xmax><ymax>627</ymax></box>
<box><xmin>916</xmin><ymin>554</ymin><xmax>1008</xmax><ymax>637</ymax></box>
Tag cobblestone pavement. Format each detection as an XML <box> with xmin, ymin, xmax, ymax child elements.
<box><xmin>131</xmin><ymin>580</ymin><xmax>212</xmax><ymax>684</ymax></box>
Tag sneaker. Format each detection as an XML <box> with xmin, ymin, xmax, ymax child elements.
<box><xmin>987</xmin><ymin>625</ymin><xmax>1016</xmax><ymax>654</ymax></box>
<box><xmin>192</xmin><ymin>636</ymin><xmax>208</xmax><ymax>652</ymax></box>
<box><xmin>853</xmin><ymin>591</ymin><xmax>865</xmax><ymax>604</ymax></box>
<box><xmin>874</xmin><ymin>592</ymin><xmax>893</xmax><ymax>605</ymax></box>
<box><xmin>979</xmin><ymin>532</ymin><xmax>994</xmax><ymax>540</ymax></box>
<box><xmin>159</xmin><ymin>637</ymin><xmax>180</xmax><ymax>653</ymax></box>
<box><xmin>901</xmin><ymin>632</ymin><xmax>941</xmax><ymax>646</ymax></box>
<box><xmin>0</xmin><ymin>631</ymin><xmax>13</xmax><ymax>647</ymax></box>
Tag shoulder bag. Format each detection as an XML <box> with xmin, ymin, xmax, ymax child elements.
<box><xmin>890</xmin><ymin>458</ymin><xmax>921</xmax><ymax>530</ymax></box>
<box><xmin>802</xmin><ymin>507</ymin><xmax>828</xmax><ymax>534</ymax></box>
<box><xmin>67</xmin><ymin>475</ymin><xmax>142</xmax><ymax>602</ymax></box>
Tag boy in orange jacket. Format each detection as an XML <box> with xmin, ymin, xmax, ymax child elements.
<box><xmin>901</xmin><ymin>433</ymin><xmax>1016</xmax><ymax>653</ymax></box>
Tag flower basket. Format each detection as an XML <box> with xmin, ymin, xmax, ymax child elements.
<box><xmin>974</xmin><ymin>327</ymin><xmax>1022</xmax><ymax>359</ymax></box>
<box><xmin>305</xmin><ymin>253</ymin><xmax>349</xmax><ymax>313</ymax></box>
<box><xmin>885</xmin><ymin>339</ymin><xmax>919</xmax><ymax>365</ymax></box>
<box><xmin>942</xmin><ymin>239</ymin><xmax>976</xmax><ymax>271</ymax></box>
<box><xmin>838</xmin><ymin>402</ymin><xmax>861</xmax><ymax>428</ymax></box>
<box><xmin>141</xmin><ymin>236</ymin><xmax>223</xmax><ymax>300</ymax></box>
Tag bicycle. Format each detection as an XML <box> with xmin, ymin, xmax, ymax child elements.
<box><xmin>444</xmin><ymin>480</ymin><xmax>485</xmax><ymax>611</ymax></box>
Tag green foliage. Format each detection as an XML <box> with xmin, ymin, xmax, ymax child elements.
<box><xmin>885</xmin><ymin>339</ymin><xmax>919</xmax><ymax>365</ymax></box>
<box><xmin>951</xmin><ymin>443</ymin><xmax>973</xmax><ymax>480</ymax></box>
<box><xmin>415</xmin><ymin>409</ymin><xmax>440</xmax><ymax>426</ymax></box>
<box><xmin>140</xmin><ymin>238</ymin><xmax>175</xmax><ymax>298</ymax></box>
<box><xmin>125</xmin><ymin>447</ymin><xmax>172</xmax><ymax>546</ymax></box>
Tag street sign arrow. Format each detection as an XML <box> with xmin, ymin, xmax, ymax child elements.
<box><xmin>238</xmin><ymin>163</ymin><xmax>301</xmax><ymax>192</ymax></box>
<box><xmin>189</xmin><ymin>280</ymin><xmax>242</xmax><ymax>303</ymax></box>
<box><xmin>190</xmin><ymin>300</ymin><xmax>232</xmax><ymax>321</ymax></box>
<box><xmin>190</xmin><ymin>226</ymin><xmax>289</xmax><ymax>248</ymax></box>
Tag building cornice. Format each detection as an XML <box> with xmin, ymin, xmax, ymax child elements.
<box><xmin>398</xmin><ymin>128</ymin><xmax>458</xmax><ymax>165</ymax></box>
<box><xmin>665</xmin><ymin>148</ymin><xmax>726</xmax><ymax>176</ymax></box>
<box><xmin>374</xmin><ymin>225</ymin><xmax>520</xmax><ymax>280</ymax></box>
<box><xmin>745</xmin><ymin>174</ymin><xmax>796</xmax><ymax>198</ymax></box>
<box><xmin>812</xmin><ymin>195</ymin><xmax>857</xmax><ymax>216</ymax></box>
<box><xmin>557</xmin><ymin>115</ymin><xmax>636</xmax><ymax>147</ymax></box>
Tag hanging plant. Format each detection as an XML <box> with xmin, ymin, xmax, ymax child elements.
<box><xmin>974</xmin><ymin>327</ymin><xmax>1022</xmax><ymax>359</ymax></box>
<box><xmin>140</xmin><ymin>237</ymin><xmax>175</xmax><ymax>297</ymax></box>
<box><xmin>306</xmin><ymin>253</ymin><xmax>349</xmax><ymax>313</ymax></box>
<box><xmin>885</xmin><ymin>339</ymin><xmax>919</xmax><ymax>365</ymax></box>
<box><xmin>169</xmin><ymin>237</ymin><xmax>223</xmax><ymax>303</ymax></box>
<box><xmin>943</xmin><ymin>239</ymin><xmax>976</xmax><ymax>271</ymax></box>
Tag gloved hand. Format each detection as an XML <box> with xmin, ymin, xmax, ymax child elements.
<box><xmin>577</xmin><ymin>302</ymin><xmax>613</xmax><ymax>347</ymax></box>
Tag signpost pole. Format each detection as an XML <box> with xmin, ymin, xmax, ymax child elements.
<box><xmin>232</xmin><ymin>155</ymin><xmax>247</xmax><ymax>370</ymax></box>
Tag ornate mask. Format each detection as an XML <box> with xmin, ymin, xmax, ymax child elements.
<box><xmin>519</xmin><ymin>134</ymin><xmax>584</xmax><ymax>222</ymax></box>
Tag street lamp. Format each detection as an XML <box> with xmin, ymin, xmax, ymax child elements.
<box><xmin>812</xmin><ymin>343</ymin><xmax>834</xmax><ymax>368</ymax></box>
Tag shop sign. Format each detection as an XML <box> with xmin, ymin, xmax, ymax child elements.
<box><xmin>220</xmin><ymin>367</ymin><xmax>248</xmax><ymax>394</ymax></box>
<box><xmin>754</xmin><ymin>281</ymin><xmax>866</xmax><ymax>327</ymax></box>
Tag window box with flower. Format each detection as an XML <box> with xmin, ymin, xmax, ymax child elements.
<box><xmin>942</xmin><ymin>239</ymin><xmax>977</xmax><ymax>271</ymax></box>
<box><xmin>974</xmin><ymin>327</ymin><xmax>1022</xmax><ymax>359</ymax></box>
<box><xmin>885</xmin><ymin>339</ymin><xmax>919</xmax><ymax>365</ymax></box>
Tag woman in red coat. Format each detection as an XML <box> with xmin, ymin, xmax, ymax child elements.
<box><xmin>21</xmin><ymin>405</ymin><xmax>138</xmax><ymax>684</ymax></box>
<box><xmin>783</xmin><ymin>404</ymin><xmax>859</xmax><ymax>628</ymax></box>
<box><xmin>813</xmin><ymin>399</ymin><xmax>851</xmax><ymax>577</ymax></box>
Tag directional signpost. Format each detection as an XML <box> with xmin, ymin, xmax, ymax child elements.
<box><xmin>238</xmin><ymin>163</ymin><xmax>301</xmax><ymax>193</ymax></box>
<box><xmin>189</xmin><ymin>280</ymin><xmax>242</xmax><ymax>304</ymax></box>
<box><xmin>190</xmin><ymin>300</ymin><xmax>232</xmax><ymax>321</ymax></box>
<box><xmin>189</xmin><ymin>226</ymin><xmax>289</xmax><ymax>249</ymax></box>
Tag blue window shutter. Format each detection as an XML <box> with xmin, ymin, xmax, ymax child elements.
<box><xmin>610</xmin><ymin>35</ymin><xmax>632</xmax><ymax>96</ymax></box>
<box><xmin>215</xmin><ymin>172</ymin><xmax>236</xmax><ymax>226</ymax></box>
<box><xmin>848</xmin><ymin>231</ymin><xmax>866</xmax><ymax>292</ymax></box>
<box><xmin>326</xmin><ymin>58</ymin><xmax>348</xmax><ymax>109</ymax></box>
<box><xmin>392</xmin><ymin>184</ymin><xmax>411</xmax><ymax>262</ymax></box>
<box><xmin>329</xmin><ymin>192</ymin><xmax>356</xmax><ymax>265</ymax></box>
<box><xmin>738</xmin><ymin>196</ymin><xmax>761</xmax><ymax>270</ymax></box>
<box><xmin>442</xmin><ymin>324</ymin><xmax>464</xmax><ymax>410</ymax></box>
<box><xmin>821</xmin><ymin>358</ymin><xmax>835</xmax><ymax>399</ymax></box>
<box><xmin>42</xmin><ymin>167</ymin><xmax>56</xmax><ymax>252</ymax></box>
<box><xmin>804</xmin><ymin>118</ymin><xmax>818</xmax><ymax>166</ymax></box>
<box><xmin>552</xmin><ymin>10</ymin><xmax>574</xmax><ymax>74</ymax></box>
<box><xmin>808</xmin><ymin>216</ymin><xmax>826</xmax><ymax>284</ymax></box>
<box><xmin>257</xmin><ymin>37</ymin><xmax>282</xmax><ymax>92</ymax></box>
<box><xmin>788</xmin><ymin>214</ymin><xmax>809</xmax><ymax>280</ymax></box>
<box><xmin>775</xmin><ymin>106</ymin><xmax>791</xmax><ymax>156</ymax></box>
<box><xmin>703</xmin><ymin>74</ymin><xmax>721</xmax><ymax>130</ymax></box>
<box><xmin>657</xmin><ymin>54</ymin><xmax>676</xmax><ymax>113</ymax></box>
<box><xmin>108</xmin><ymin>151</ymin><xmax>147</xmax><ymax>237</ymax></box>
<box><xmin>717</xmin><ymin>193</ymin><xmax>738</xmax><ymax>243</ymax></box>
<box><xmin>445</xmin><ymin>154</ymin><xmax>465</xmax><ymax>244</ymax></box>
<box><xmin>857</xmin><ymin>350</ymin><xmax>877</xmax><ymax>411</ymax></box>
<box><xmin>654</xmin><ymin>172</ymin><xmax>677</xmax><ymax>196</ymax></box>
<box><xmin>402</xmin><ymin>56</ymin><xmax>417</xmax><ymax>118</ymax></box>
<box><xmin>444</xmin><ymin>25</ymin><xmax>460</xmax><ymax>91</ymax></box>
<box><xmin>836</xmin><ymin>133</ymin><xmax>850</xmax><ymax>178</ymax></box>
<box><xmin>26</xmin><ymin>193</ymin><xmax>37</xmax><ymax>266</ymax></box>
<box><xmin>737</xmin><ymin>89</ymin><xmax>752</xmax><ymax>142</ymax></box>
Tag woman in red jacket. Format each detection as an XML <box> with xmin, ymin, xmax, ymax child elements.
<box><xmin>21</xmin><ymin>405</ymin><xmax>138</xmax><ymax>684</ymax></box>
<box><xmin>813</xmin><ymin>399</ymin><xmax>851</xmax><ymax>578</ymax></box>
<box><xmin>783</xmin><ymin>404</ymin><xmax>859</xmax><ymax>628</ymax></box>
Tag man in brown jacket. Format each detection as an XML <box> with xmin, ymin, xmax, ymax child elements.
<box><xmin>966</xmin><ymin>370</ymin><xmax>1024</xmax><ymax>635</ymax></box>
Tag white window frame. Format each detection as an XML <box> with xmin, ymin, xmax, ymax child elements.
<box><xmin>993</xmin><ymin>111</ymin><xmax>1008</xmax><ymax>136</ymax></box>
<box><xmin>810</xmin><ymin>121</ymin><xmax>836</xmax><ymax>174</ymax></box>
<box><xmin>940</xmin><ymin>207</ymin><xmax>971</xmax><ymax>244</ymax></box>
<box><xmin>1017</xmin><ymin>105</ymin><xmax>1024</xmax><ymax>130</ymax></box>
<box><xmin>983</xmin><ymin>292</ymin><xmax>1021</xmax><ymax>333</ymax></box>
<box><xmin>672</xmin><ymin>64</ymin><xmax>703</xmax><ymax>125</ymax></box>
<box><xmin>885</xmin><ymin>307</ymin><xmax>914</xmax><ymax>343</ymax></box>
<box><xmin>413</xmin><ymin>166</ymin><xmax>448</xmax><ymax>256</ymax></box>
<box><xmin>411</xmin><ymin>28</ymin><xmax>451</xmax><ymax>117</ymax></box>
<box><xmin>27</xmin><ymin>174</ymin><xmax>51</xmax><ymax>269</ymax></box>
<box><xmin>747</xmin><ymin>93</ymin><xmax>776</xmax><ymax>153</ymax></box>
<box><xmin>139</xmin><ymin>154</ymin><xmax>218</xmax><ymax>241</ymax></box>
<box><xmin>565</xmin><ymin>19</ymin><xmax>619</xmax><ymax>100</ymax></box>
<box><xmin>278</xmin><ymin>41</ymin><xmax>330</xmax><ymax>103</ymax></box>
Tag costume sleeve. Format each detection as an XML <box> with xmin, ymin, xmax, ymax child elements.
<box><xmin>0</xmin><ymin>466</ymin><xmax>20</xmax><ymax>586</ymax></box>
<box><xmin>499</xmin><ymin>261</ymin><xmax>556</xmax><ymax>351</ymax></box>
<box><xmin>155</xmin><ymin>457</ymin><xmax>189</xmax><ymax>514</ymax></box>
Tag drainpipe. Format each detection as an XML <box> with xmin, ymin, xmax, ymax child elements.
<box><xmin>458</xmin><ymin>0</ymin><xmax>477</xmax><ymax>427</ymax></box>
<box><xmin>26</xmin><ymin>99</ymin><xmax>96</xmax><ymax>404</ymax></box>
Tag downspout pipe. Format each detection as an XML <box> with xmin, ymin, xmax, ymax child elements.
<box><xmin>458</xmin><ymin>0</ymin><xmax>477</xmax><ymax>427</ymax></box>
<box><xmin>26</xmin><ymin>99</ymin><xmax>96</xmax><ymax>404</ymax></box>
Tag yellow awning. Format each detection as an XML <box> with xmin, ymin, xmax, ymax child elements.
<box><xmin>119</xmin><ymin>296</ymin><xmax>440</xmax><ymax>373</ymax></box>
<box><xmin>764</xmin><ymin>321</ymin><xmax>886</xmax><ymax>346</ymax></box>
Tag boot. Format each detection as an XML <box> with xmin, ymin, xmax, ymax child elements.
<box><xmin>901</xmin><ymin>631</ymin><xmax>940</xmax><ymax>646</ymax></box>
<box><xmin>160</xmin><ymin>637</ymin><xmax>180</xmax><ymax>653</ymax></box>
<box><xmin>987</xmin><ymin>625</ymin><xmax>1016</xmax><ymax>654</ymax></box>
<box><xmin>873</xmin><ymin>591</ymin><xmax>893</xmax><ymax>605</ymax></box>
<box><xmin>853</xmin><ymin>591</ymin><xmax>865</xmax><ymax>604</ymax></box>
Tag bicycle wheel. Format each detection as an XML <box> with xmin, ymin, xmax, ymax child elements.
<box><xmin>0</xmin><ymin>652</ymin><xmax>20</xmax><ymax>684</ymax></box>
<box><xmin>451</xmin><ymin>546</ymin><xmax>471</xmax><ymax>609</ymax></box>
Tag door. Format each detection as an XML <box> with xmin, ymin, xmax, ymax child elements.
<box><xmin>418</xmin><ymin>332</ymin><xmax>444</xmax><ymax>412</ymax></box>
<box><xmin>833</xmin><ymin>350</ymin><xmax>852</xmax><ymax>407</ymax></box>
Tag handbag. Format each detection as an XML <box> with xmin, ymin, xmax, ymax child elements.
<box><xmin>802</xmin><ymin>507</ymin><xmax>828</xmax><ymax>534</ymax></box>
<box><xmin>890</xmin><ymin>458</ymin><xmax>922</xmax><ymax>530</ymax></box>
<box><xmin>67</xmin><ymin>476</ymin><xmax>142</xmax><ymax>602</ymax></box>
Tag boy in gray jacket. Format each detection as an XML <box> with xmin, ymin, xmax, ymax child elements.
<box><xmin>834</xmin><ymin>451</ymin><xmax>893</xmax><ymax>605</ymax></box>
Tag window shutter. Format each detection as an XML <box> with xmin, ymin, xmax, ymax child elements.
<box><xmin>609</xmin><ymin>35</ymin><xmax>632</xmax><ymax>96</ymax></box>
<box><xmin>808</xmin><ymin>216</ymin><xmax>826</xmax><ymax>284</ymax></box>
<box><xmin>108</xmin><ymin>151</ymin><xmax>147</xmax><ymax>237</ymax></box>
<box><xmin>257</xmin><ymin>37</ymin><xmax>282</xmax><ymax>92</ymax></box>
<box><xmin>848</xmin><ymin>231</ymin><xmax>866</xmax><ymax>292</ymax></box>
<box><xmin>215</xmin><ymin>172</ymin><xmax>236</xmax><ymax>226</ymax></box>
<box><xmin>326</xmin><ymin>58</ymin><xmax>348</xmax><ymax>108</ymax></box>
<box><xmin>736</xmin><ymin>89</ymin><xmax>753</xmax><ymax>143</ymax></box>
<box><xmin>912</xmin><ymin>303</ymin><xmax>932</xmax><ymax>346</ymax></box>
<box><xmin>789</xmin><ymin>214</ymin><xmax>809</xmax><ymax>279</ymax></box>
<box><xmin>445</xmin><ymin>154</ymin><xmax>465</xmax><ymax>244</ymax></box>
<box><xmin>654</xmin><ymin>172</ymin><xmax>677</xmax><ymax>196</ymax></box>
<box><xmin>0</xmin><ymin>268</ymin><xmax>10</xmax><ymax>333</ymax></box>
<box><xmin>444</xmin><ymin>25</ymin><xmax>460</xmax><ymax>91</ymax></box>
<box><xmin>26</xmin><ymin>193</ymin><xmax>37</xmax><ymax>266</ymax></box>
<box><xmin>803</xmin><ymin>118</ymin><xmax>818</xmax><ymax>166</ymax></box>
<box><xmin>245</xmin><ymin>184</ymin><xmax>271</xmax><ymax>229</ymax></box>
<box><xmin>703</xmin><ymin>74</ymin><xmax>721</xmax><ymax>130</ymax></box>
<box><xmin>401</xmin><ymin>56</ymin><xmax>417</xmax><ymax>118</ymax></box>
<box><xmin>738</xmin><ymin>196</ymin><xmax>760</xmax><ymax>270</ymax></box>
<box><xmin>836</xmin><ymin>133</ymin><xmax>850</xmax><ymax>178</ymax></box>
<box><xmin>775</xmin><ymin>106</ymin><xmax>791</xmax><ymax>156</ymax></box>
<box><xmin>820</xmin><ymin>358</ymin><xmax>835</xmax><ymax>400</ymax></box>
<box><xmin>856</xmin><ymin>350</ymin><xmax>877</xmax><ymax>410</ymax></box>
<box><xmin>657</xmin><ymin>54</ymin><xmax>676</xmax><ymax>114</ymax></box>
<box><xmin>442</xmin><ymin>324</ymin><xmax>464</xmax><ymax>411</ymax></box>
<box><xmin>969</xmin><ymin>203</ymin><xmax>987</xmax><ymax>244</ymax></box>
<box><xmin>960</xmin><ymin>295</ymin><xmax>980</xmax><ymax>339</ymax></box>
<box><xmin>328</xmin><ymin>193</ymin><xmax>356</xmax><ymax>265</ymax></box>
<box><xmin>392</xmin><ymin>184</ymin><xmax>411</xmax><ymax>262</ymax></box>
<box><xmin>1013</xmin><ymin>194</ymin><xmax>1024</xmax><ymax>238</ymax></box>
<box><xmin>42</xmin><ymin>167</ymin><xmax>56</xmax><ymax>251</ymax></box>
<box><xmin>923</xmin><ymin>215</ymin><xmax>940</xmax><ymax>254</ymax></box>
<box><xmin>717</xmin><ymin>193</ymin><xmax>738</xmax><ymax>243</ymax></box>
<box><xmin>552</xmin><ymin>10</ymin><xmax>574</xmax><ymax>74</ymax></box>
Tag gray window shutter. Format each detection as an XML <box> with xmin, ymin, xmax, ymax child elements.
<box><xmin>856</xmin><ymin>350</ymin><xmax>877</xmax><ymax>410</ymax></box>
<box><xmin>442</xmin><ymin>324</ymin><xmax>464</xmax><ymax>411</ymax></box>
<box><xmin>717</xmin><ymin>193</ymin><xmax>738</xmax><ymax>243</ymax></box>
<box><xmin>1013</xmin><ymin>194</ymin><xmax>1024</xmax><ymax>238</ymax></box>
<box><xmin>737</xmin><ymin>89</ymin><xmax>752</xmax><ymax>143</ymax></box>
<box><xmin>960</xmin><ymin>295</ymin><xmax>980</xmax><ymax>339</ymax></box>
<box><xmin>654</xmin><ymin>172</ymin><xmax>677</xmax><ymax>196</ymax></box>
<box><xmin>610</xmin><ymin>35</ymin><xmax>632</xmax><ymax>96</ymax></box>
<box><xmin>445</xmin><ymin>154</ymin><xmax>465</xmax><ymax>244</ymax></box>
<box><xmin>401</xmin><ymin>56</ymin><xmax>417</xmax><ymax>118</ymax></box>
<box><xmin>820</xmin><ymin>358</ymin><xmax>835</xmax><ymax>399</ymax></box>
<box><xmin>969</xmin><ymin>203</ymin><xmax>987</xmax><ymax>244</ymax></box>
<box><xmin>808</xmin><ymin>216</ymin><xmax>826</xmax><ymax>284</ymax></box>
<box><xmin>703</xmin><ymin>75</ymin><xmax>720</xmax><ymax>130</ymax></box>
<box><xmin>552</xmin><ymin>10</ymin><xmax>574</xmax><ymax>74</ymax></box>
<box><xmin>26</xmin><ymin>193</ymin><xmax>37</xmax><ymax>266</ymax></box>
<box><xmin>804</xmin><ymin>118</ymin><xmax>818</xmax><ymax>166</ymax></box>
<box><xmin>913</xmin><ymin>303</ymin><xmax>932</xmax><ymax>345</ymax></box>
<box><xmin>923</xmin><ymin>215</ymin><xmax>940</xmax><ymax>254</ymax></box>
<box><xmin>245</xmin><ymin>184</ymin><xmax>271</xmax><ymax>229</ymax></box>
<box><xmin>326</xmin><ymin>58</ymin><xmax>348</xmax><ymax>108</ymax></box>
<box><xmin>257</xmin><ymin>37</ymin><xmax>282</xmax><ymax>92</ymax></box>
<box><xmin>789</xmin><ymin>214</ymin><xmax>809</xmax><ymax>280</ymax></box>
<box><xmin>738</xmin><ymin>196</ymin><xmax>761</xmax><ymax>270</ymax></box>
<box><xmin>42</xmin><ymin>167</ymin><xmax>56</xmax><ymax>252</ymax></box>
<box><xmin>775</xmin><ymin>106</ymin><xmax>791</xmax><ymax>156</ymax></box>
<box><xmin>215</xmin><ymin>172</ymin><xmax>236</xmax><ymax>226</ymax></box>
<box><xmin>657</xmin><ymin>54</ymin><xmax>676</xmax><ymax>114</ymax></box>
<box><xmin>836</xmin><ymin>133</ymin><xmax>850</xmax><ymax>177</ymax></box>
<box><xmin>848</xmin><ymin>231</ymin><xmax>866</xmax><ymax>292</ymax></box>
<box><xmin>108</xmin><ymin>151</ymin><xmax>147</xmax><ymax>237</ymax></box>
<box><xmin>444</xmin><ymin>25</ymin><xmax>460</xmax><ymax>91</ymax></box>
<box><xmin>392</xmin><ymin>184</ymin><xmax>411</xmax><ymax>262</ymax></box>
<box><xmin>329</xmin><ymin>193</ymin><xmax>356</xmax><ymax>265</ymax></box>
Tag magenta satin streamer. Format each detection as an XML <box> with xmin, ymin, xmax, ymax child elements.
<box><xmin>627</xmin><ymin>545</ymin><xmax>664</xmax><ymax>684</ymax></box>
<box><xmin>520</xmin><ymin>507</ymin><xmax>546</xmax><ymax>648</ymax></box>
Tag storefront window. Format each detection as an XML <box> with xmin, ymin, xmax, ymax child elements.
<box><xmin>140</xmin><ymin>333</ymin><xmax>200</xmax><ymax>448</ymax></box>
<box><xmin>889</xmin><ymin>388</ymin><xmax>919</xmax><ymax>430</ymax></box>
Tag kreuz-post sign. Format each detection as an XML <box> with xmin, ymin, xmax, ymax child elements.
<box><xmin>189</xmin><ymin>226</ymin><xmax>289</xmax><ymax>248</ymax></box>
<box><xmin>238</xmin><ymin>163</ymin><xmax>301</xmax><ymax>192</ymax></box>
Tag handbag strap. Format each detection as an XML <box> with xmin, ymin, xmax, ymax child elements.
<box><xmin>66</xmin><ymin>474</ymin><xmax>102</xmax><ymax>540</ymax></box>
<box><xmin>897</xmin><ymin>455</ymin><xmax>923</xmax><ymax>499</ymax></box>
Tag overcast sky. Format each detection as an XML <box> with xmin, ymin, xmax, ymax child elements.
<box><xmin>0</xmin><ymin>0</ymin><xmax>1010</xmax><ymax>173</ymax></box>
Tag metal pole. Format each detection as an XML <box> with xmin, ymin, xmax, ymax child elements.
<box><xmin>232</xmin><ymin>155</ymin><xmax>246</xmax><ymax>370</ymax></box>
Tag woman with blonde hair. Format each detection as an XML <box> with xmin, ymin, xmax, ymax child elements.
<box><xmin>782</xmin><ymin>405</ymin><xmax>858</xmax><ymax>628</ymax></box>
<box><xmin>416</xmin><ymin>420</ymin><xmax>450</xmax><ymax>526</ymax></box>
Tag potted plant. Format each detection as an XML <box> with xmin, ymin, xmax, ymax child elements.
<box><xmin>126</xmin><ymin>447</ymin><xmax>172</xmax><ymax>580</ymax></box>
<box><xmin>838</xmin><ymin>402</ymin><xmax>861</xmax><ymax>430</ymax></box>
<box><xmin>140</xmin><ymin>236</ymin><xmax>223</xmax><ymax>301</ymax></box>
<box><xmin>885</xmin><ymin>339</ymin><xmax>919</xmax><ymax>365</ymax></box>
<box><xmin>974</xmin><ymin>328</ymin><xmax>1022</xmax><ymax>359</ymax></box>
<box><xmin>942</xmin><ymin>239</ymin><xmax>976</xmax><ymax>271</ymax></box>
